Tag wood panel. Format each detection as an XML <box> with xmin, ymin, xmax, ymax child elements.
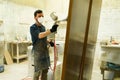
<box><xmin>62</xmin><ymin>0</ymin><xmax>90</xmax><ymax>80</ymax></box>
<box><xmin>62</xmin><ymin>0</ymin><xmax>102</xmax><ymax>80</ymax></box>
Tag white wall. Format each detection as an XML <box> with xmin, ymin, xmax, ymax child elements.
<box><xmin>0</xmin><ymin>1</ymin><xmax>45</xmax><ymax>41</ymax></box>
<box><xmin>95</xmin><ymin>0</ymin><xmax>120</xmax><ymax>64</ymax></box>
<box><xmin>0</xmin><ymin>0</ymin><xmax>69</xmax><ymax>42</ymax></box>
<box><xmin>98</xmin><ymin>0</ymin><xmax>120</xmax><ymax>41</ymax></box>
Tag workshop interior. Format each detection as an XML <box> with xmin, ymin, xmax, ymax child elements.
<box><xmin>0</xmin><ymin>0</ymin><xmax>120</xmax><ymax>80</ymax></box>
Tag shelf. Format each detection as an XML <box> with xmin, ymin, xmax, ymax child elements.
<box><xmin>10</xmin><ymin>41</ymin><xmax>32</xmax><ymax>63</ymax></box>
<box><xmin>13</xmin><ymin>54</ymin><xmax>27</xmax><ymax>59</ymax></box>
<box><xmin>19</xmin><ymin>22</ymin><xmax>30</xmax><ymax>25</ymax></box>
<box><xmin>101</xmin><ymin>45</ymin><xmax>120</xmax><ymax>48</ymax></box>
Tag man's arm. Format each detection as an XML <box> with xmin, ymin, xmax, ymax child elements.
<box><xmin>38</xmin><ymin>24</ymin><xmax>58</xmax><ymax>39</ymax></box>
<box><xmin>38</xmin><ymin>29</ymin><xmax>51</xmax><ymax>38</ymax></box>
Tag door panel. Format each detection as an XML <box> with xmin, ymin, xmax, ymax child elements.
<box><xmin>62</xmin><ymin>0</ymin><xmax>102</xmax><ymax>80</ymax></box>
<box><xmin>62</xmin><ymin>0</ymin><xmax>90</xmax><ymax>80</ymax></box>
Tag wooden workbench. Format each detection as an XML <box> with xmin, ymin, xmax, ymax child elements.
<box><xmin>9</xmin><ymin>41</ymin><xmax>32</xmax><ymax>63</ymax></box>
<box><xmin>101</xmin><ymin>44</ymin><xmax>120</xmax><ymax>65</ymax></box>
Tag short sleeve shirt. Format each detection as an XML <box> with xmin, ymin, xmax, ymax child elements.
<box><xmin>30</xmin><ymin>24</ymin><xmax>46</xmax><ymax>46</ymax></box>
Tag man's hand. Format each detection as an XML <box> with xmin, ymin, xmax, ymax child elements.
<box><xmin>50</xmin><ymin>24</ymin><xmax>58</xmax><ymax>33</ymax></box>
<box><xmin>49</xmin><ymin>41</ymin><xmax>54</xmax><ymax>47</ymax></box>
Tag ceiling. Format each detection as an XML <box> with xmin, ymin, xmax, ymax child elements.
<box><xmin>8</xmin><ymin>0</ymin><xmax>46</xmax><ymax>8</ymax></box>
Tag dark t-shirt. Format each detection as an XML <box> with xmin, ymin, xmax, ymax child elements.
<box><xmin>30</xmin><ymin>24</ymin><xmax>46</xmax><ymax>46</ymax></box>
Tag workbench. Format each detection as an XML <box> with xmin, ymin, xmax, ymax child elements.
<box><xmin>101</xmin><ymin>44</ymin><xmax>120</xmax><ymax>65</ymax></box>
<box><xmin>100</xmin><ymin>44</ymin><xmax>120</xmax><ymax>80</ymax></box>
<box><xmin>9</xmin><ymin>41</ymin><xmax>32</xmax><ymax>63</ymax></box>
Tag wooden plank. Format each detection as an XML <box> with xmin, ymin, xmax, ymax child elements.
<box><xmin>4</xmin><ymin>42</ymin><xmax>13</xmax><ymax>65</ymax></box>
<box><xmin>4</xmin><ymin>50</ymin><xmax>13</xmax><ymax>64</ymax></box>
<box><xmin>13</xmin><ymin>54</ymin><xmax>27</xmax><ymax>59</ymax></box>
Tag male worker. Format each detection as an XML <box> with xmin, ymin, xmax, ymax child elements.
<box><xmin>30</xmin><ymin>10</ymin><xmax>58</xmax><ymax>80</ymax></box>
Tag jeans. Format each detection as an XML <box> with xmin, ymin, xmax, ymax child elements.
<box><xmin>33</xmin><ymin>68</ymin><xmax>48</xmax><ymax>80</ymax></box>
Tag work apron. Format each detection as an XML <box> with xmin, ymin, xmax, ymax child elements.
<box><xmin>33</xmin><ymin>37</ymin><xmax>50</xmax><ymax>72</ymax></box>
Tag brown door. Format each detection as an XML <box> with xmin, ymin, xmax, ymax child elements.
<box><xmin>61</xmin><ymin>0</ymin><xmax>102</xmax><ymax>80</ymax></box>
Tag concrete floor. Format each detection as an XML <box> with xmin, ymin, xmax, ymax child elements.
<box><xmin>0</xmin><ymin>61</ymin><xmax>28</xmax><ymax>80</ymax></box>
<box><xmin>0</xmin><ymin>58</ymin><xmax>120</xmax><ymax>80</ymax></box>
<box><xmin>0</xmin><ymin>60</ymin><xmax>103</xmax><ymax>80</ymax></box>
<box><xmin>0</xmin><ymin>60</ymin><xmax>62</xmax><ymax>80</ymax></box>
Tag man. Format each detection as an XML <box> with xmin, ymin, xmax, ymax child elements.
<box><xmin>30</xmin><ymin>10</ymin><xmax>58</xmax><ymax>80</ymax></box>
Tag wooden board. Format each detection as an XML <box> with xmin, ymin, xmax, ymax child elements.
<box><xmin>4</xmin><ymin>50</ymin><xmax>13</xmax><ymax>64</ymax></box>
